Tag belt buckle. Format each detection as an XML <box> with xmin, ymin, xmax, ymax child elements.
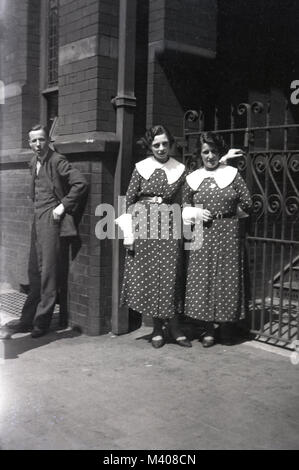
<box><xmin>154</xmin><ymin>196</ymin><xmax>163</xmax><ymax>204</ymax></box>
<box><xmin>215</xmin><ymin>211</ymin><xmax>223</xmax><ymax>220</ymax></box>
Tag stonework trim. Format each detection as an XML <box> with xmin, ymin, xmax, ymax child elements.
<box><xmin>59</xmin><ymin>36</ymin><xmax>97</xmax><ymax>66</ymax></box>
<box><xmin>1</xmin><ymin>81</ymin><xmax>25</xmax><ymax>100</ymax></box>
<box><xmin>148</xmin><ymin>39</ymin><xmax>216</xmax><ymax>61</ymax></box>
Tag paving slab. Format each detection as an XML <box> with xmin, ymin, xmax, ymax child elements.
<box><xmin>0</xmin><ymin>325</ymin><xmax>298</xmax><ymax>450</ymax></box>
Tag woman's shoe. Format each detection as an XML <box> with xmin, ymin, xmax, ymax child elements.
<box><xmin>219</xmin><ymin>322</ymin><xmax>235</xmax><ymax>345</ymax></box>
<box><xmin>175</xmin><ymin>336</ymin><xmax>192</xmax><ymax>347</ymax></box>
<box><xmin>221</xmin><ymin>337</ymin><xmax>234</xmax><ymax>346</ymax></box>
<box><xmin>168</xmin><ymin>315</ymin><xmax>192</xmax><ymax>347</ymax></box>
<box><xmin>151</xmin><ymin>318</ymin><xmax>165</xmax><ymax>348</ymax></box>
<box><xmin>151</xmin><ymin>335</ymin><xmax>165</xmax><ymax>349</ymax></box>
<box><xmin>202</xmin><ymin>335</ymin><xmax>215</xmax><ymax>348</ymax></box>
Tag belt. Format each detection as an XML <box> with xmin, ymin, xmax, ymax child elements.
<box><xmin>211</xmin><ymin>211</ymin><xmax>236</xmax><ymax>220</ymax></box>
<box><xmin>138</xmin><ymin>196</ymin><xmax>171</xmax><ymax>204</ymax></box>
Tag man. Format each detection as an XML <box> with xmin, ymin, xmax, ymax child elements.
<box><xmin>1</xmin><ymin>125</ymin><xmax>88</xmax><ymax>338</ymax></box>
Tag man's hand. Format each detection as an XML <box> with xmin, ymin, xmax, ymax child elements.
<box><xmin>220</xmin><ymin>148</ymin><xmax>245</xmax><ymax>164</ymax></box>
<box><xmin>53</xmin><ymin>203</ymin><xmax>65</xmax><ymax>220</ymax></box>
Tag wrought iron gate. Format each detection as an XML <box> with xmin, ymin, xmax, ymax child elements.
<box><xmin>183</xmin><ymin>101</ymin><xmax>299</xmax><ymax>346</ymax></box>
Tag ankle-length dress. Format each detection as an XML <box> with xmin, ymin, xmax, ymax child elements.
<box><xmin>120</xmin><ymin>156</ymin><xmax>186</xmax><ymax>319</ymax></box>
<box><xmin>182</xmin><ymin>165</ymin><xmax>252</xmax><ymax>322</ymax></box>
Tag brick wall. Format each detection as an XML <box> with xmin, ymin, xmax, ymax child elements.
<box><xmin>0</xmin><ymin>164</ymin><xmax>33</xmax><ymax>287</ymax></box>
<box><xmin>0</xmin><ymin>0</ymin><xmax>40</xmax><ymax>151</ymax></box>
<box><xmin>134</xmin><ymin>0</ymin><xmax>150</xmax><ymax>141</ymax></box>
<box><xmin>0</xmin><ymin>0</ymin><xmax>119</xmax><ymax>336</ymax></box>
<box><xmin>165</xmin><ymin>0</ymin><xmax>217</xmax><ymax>50</ymax></box>
<box><xmin>58</xmin><ymin>0</ymin><xmax>118</xmax><ymax>137</ymax></box>
<box><xmin>147</xmin><ymin>0</ymin><xmax>217</xmax><ymax>137</ymax></box>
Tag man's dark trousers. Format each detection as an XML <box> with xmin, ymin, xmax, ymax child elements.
<box><xmin>20</xmin><ymin>211</ymin><xmax>61</xmax><ymax>330</ymax></box>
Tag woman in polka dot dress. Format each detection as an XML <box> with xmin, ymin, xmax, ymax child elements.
<box><xmin>117</xmin><ymin>125</ymin><xmax>192</xmax><ymax>349</ymax></box>
<box><xmin>182</xmin><ymin>132</ymin><xmax>252</xmax><ymax>347</ymax></box>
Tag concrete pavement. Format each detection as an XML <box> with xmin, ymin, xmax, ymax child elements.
<box><xmin>0</xmin><ymin>317</ymin><xmax>299</xmax><ymax>450</ymax></box>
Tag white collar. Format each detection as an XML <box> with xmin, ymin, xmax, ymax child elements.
<box><xmin>136</xmin><ymin>156</ymin><xmax>185</xmax><ymax>185</ymax></box>
<box><xmin>186</xmin><ymin>164</ymin><xmax>238</xmax><ymax>190</ymax></box>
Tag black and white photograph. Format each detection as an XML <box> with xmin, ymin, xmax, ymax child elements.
<box><xmin>0</xmin><ymin>0</ymin><xmax>298</xmax><ymax>453</ymax></box>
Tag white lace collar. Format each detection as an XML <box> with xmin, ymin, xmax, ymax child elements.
<box><xmin>186</xmin><ymin>164</ymin><xmax>238</xmax><ymax>190</ymax></box>
<box><xmin>135</xmin><ymin>156</ymin><xmax>185</xmax><ymax>185</ymax></box>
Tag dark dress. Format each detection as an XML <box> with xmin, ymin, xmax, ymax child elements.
<box><xmin>182</xmin><ymin>168</ymin><xmax>252</xmax><ymax>322</ymax></box>
<box><xmin>121</xmin><ymin>161</ymin><xmax>186</xmax><ymax>319</ymax></box>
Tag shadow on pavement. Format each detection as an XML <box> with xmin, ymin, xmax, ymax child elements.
<box><xmin>1</xmin><ymin>328</ymin><xmax>82</xmax><ymax>360</ymax></box>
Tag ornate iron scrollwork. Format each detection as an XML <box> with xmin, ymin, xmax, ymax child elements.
<box><xmin>289</xmin><ymin>153</ymin><xmax>299</xmax><ymax>172</ymax></box>
<box><xmin>285</xmin><ymin>196</ymin><xmax>299</xmax><ymax>219</ymax></box>
<box><xmin>237</xmin><ymin>156</ymin><xmax>247</xmax><ymax>172</ymax></box>
<box><xmin>270</xmin><ymin>154</ymin><xmax>284</xmax><ymax>173</ymax></box>
<box><xmin>251</xmin><ymin>194</ymin><xmax>265</xmax><ymax>220</ymax></box>
<box><xmin>251</xmin><ymin>101</ymin><xmax>264</xmax><ymax>114</ymax></box>
<box><xmin>253</xmin><ymin>153</ymin><xmax>267</xmax><ymax>174</ymax></box>
<box><xmin>237</xmin><ymin>102</ymin><xmax>251</xmax><ymax>117</ymax></box>
<box><xmin>267</xmin><ymin>194</ymin><xmax>282</xmax><ymax>217</ymax></box>
<box><xmin>184</xmin><ymin>110</ymin><xmax>200</xmax><ymax>123</ymax></box>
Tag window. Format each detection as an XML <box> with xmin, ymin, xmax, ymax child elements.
<box><xmin>41</xmin><ymin>0</ymin><xmax>59</xmax><ymax>133</ymax></box>
<box><xmin>48</xmin><ymin>0</ymin><xmax>59</xmax><ymax>87</ymax></box>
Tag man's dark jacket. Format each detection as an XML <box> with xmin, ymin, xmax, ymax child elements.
<box><xmin>29</xmin><ymin>148</ymin><xmax>88</xmax><ymax>236</ymax></box>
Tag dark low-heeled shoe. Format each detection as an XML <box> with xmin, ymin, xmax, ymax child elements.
<box><xmin>221</xmin><ymin>338</ymin><xmax>235</xmax><ymax>346</ymax></box>
<box><xmin>31</xmin><ymin>327</ymin><xmax>48</xmax><ymax>339</ymax></box>
<box><xmin>175</xmin><ymin>337</ymin><xmax>192</xmax><ymax>348</ymax></box>
<box><xmin>202</xmin><ymin>335</ymin><xmax>215</xmax><ymax>348</ymax></box>
<box><xmin>151</xmin><ymin>335</ymin><xmax>165</xmax><ymax>349</ymax></box>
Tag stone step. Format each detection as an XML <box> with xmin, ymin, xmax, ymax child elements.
<box><xmin>273</xmin><ymin>281</ymin><xmax>299</xmax><ymax>302</ymax></box>
<box><xmin>273</xmin><ymin>281</ymin><xmax>299</xmax><ymax>291</ymax></box>
<box><xmin>252</xmin><ymin>297</ymin><xmax>298</xmax><ymax>309</ymax></box>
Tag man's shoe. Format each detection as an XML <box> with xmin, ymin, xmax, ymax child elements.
<box><xmin>58</xmin><ymin>319</ymin><xmax>68</xmax><ymax>329</ymax></box>
<box><xmin>0</xmin><ymin>327</ymin><xmax>12</xmax><ymax>339</ymax></box>
<box><xmin>5</xmin><ymin>320</ymin><xmax>32</xmax><ymax>333</ymax></box>
<box><xmin>31</xmin><ymin>327</ymin><xmax>48</xmax><ymax>338</ymax></box>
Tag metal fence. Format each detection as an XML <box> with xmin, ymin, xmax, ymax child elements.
<box><xmin>183</xmin><ymin>101</ymin><xmax>299</xmax><ymax>346</ymax></box>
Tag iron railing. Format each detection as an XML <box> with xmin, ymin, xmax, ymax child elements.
<box><xmin>183</xmin><ymin>101</ymin><xmax>299</xmax><ymax>346</ymax></box>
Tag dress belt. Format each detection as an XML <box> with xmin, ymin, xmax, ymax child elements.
<box><xmin>138</xmin><ymin>196</ymin><xmax>171</xmax><ymax>204</ymax></box>
<box><xmin>211</xmin><ymin>211</ymin><xmax>236</xmax><ymax>220</ymax></box>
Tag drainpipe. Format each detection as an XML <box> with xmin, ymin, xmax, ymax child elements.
<box><xmin>111</xmin><ymin>0</ymin><xmax>137</xmax><ymax>334</ymax></box>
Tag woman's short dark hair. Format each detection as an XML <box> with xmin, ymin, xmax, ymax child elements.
<box><xmin>192</xmin><ymin>131</ymin><xmax>229</xmax><ymax>168</ymax></box>
<box><xmin>138</xmin><ymin>125</ymin><xmax>175</xmax><ymax>152</ymax></box>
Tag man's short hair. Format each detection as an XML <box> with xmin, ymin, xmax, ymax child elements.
<box><xmin>28</xmin><ymin>124</ymin><xmax>49</xmax><ymax>138</ymax></box>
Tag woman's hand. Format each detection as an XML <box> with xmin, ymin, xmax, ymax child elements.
<box><xmin>123</xmin><ymin>236</ymin><xmax>135</xmax><ymax>251</ymax></box>
<box><xmin>220</xmin><ymin>148</ymin><xmax>245</xmax><ymax>164</ymax></box>
<box><xmin>182</xmin><ymin>206</ymin><xmax>212</xmax><ymax>223</ymax></box>
<box><xmin>201</xmin><ymin>209</ymin><xmax>212</xmax><ymax>222</ymax></box>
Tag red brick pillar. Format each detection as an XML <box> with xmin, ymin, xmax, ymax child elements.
<box><xmin>55</xmin><ymin>0</ymin><xmax>120</xmax><ymax>335</ymax></box>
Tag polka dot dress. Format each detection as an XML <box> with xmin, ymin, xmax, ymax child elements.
<box><xmin>121</xmin><ymin>165</ymin><xmax>185</xmax><ymax>319</ymax></box>
<box><xmin>182</xmin><ymin>172</ymin><xmax>252</xmax><ymax>322</ymax></box>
